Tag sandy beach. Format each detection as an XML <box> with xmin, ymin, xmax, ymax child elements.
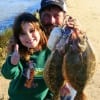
<box><xmin>0</xmin><ymin>0</ymin><xmax>100</xmax><ymax>100</ymax></box>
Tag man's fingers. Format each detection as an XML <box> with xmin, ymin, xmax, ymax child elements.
<box><xmin>67</xmin><ymin>16</ymin><xmax>81</xmax><ymax>30</ymax></box>
<box><xmin>67</xmin><ymin>16</ymin><xmax>75</xmax><ymax>28</ymax></box>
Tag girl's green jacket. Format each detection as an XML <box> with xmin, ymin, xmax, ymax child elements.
<box><xmin>1</xmin><ymin>48</ymin><xmax>51</xmax><ymax>100</ymax></box>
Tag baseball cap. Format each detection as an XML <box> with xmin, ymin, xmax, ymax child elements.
<box><xmin>40</xmin><ymin>0</ymin><xmax>67</xmax><ymax>12</ymax></box>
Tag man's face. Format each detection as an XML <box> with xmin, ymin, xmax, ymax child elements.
<box><xmin>40</xmin><ymin>6</ymin><xmax>65</xmax><ymax>37</ymax></box>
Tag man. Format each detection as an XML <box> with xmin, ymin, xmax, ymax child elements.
<box><xmin>39</xmin><ymin>0</ymin><xmax>67</xmax><ymax>38</ymax></box>
<box><xmin>39</xmin><ymin>0</ymin><xmax>78</xmax><ymax>99</ymax></box>
<box><xmin>39</xmin><ymin>0</ymin><xmax>72</xmax><ymax>99</ymax></box>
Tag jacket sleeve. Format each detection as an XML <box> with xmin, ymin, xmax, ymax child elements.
<box><xmin>1</xmin><ymin>55</ymin><xmax>23</xmax><ymax>80</ymax></box>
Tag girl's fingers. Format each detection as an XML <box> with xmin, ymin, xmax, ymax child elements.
<box><xmin>11</xmin><ymin>44</ymin><xmax>20</xmax><ymax>65</ymax></box>
<box><xmin>14</xmin><ymin>44</ymin><xmax>19</xmax><ymax>53</ymax></box>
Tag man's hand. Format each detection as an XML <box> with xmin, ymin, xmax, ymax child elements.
<box><xmin>11</xmin><ymin>44</ymin><xmax>20</xmax><ymax>65</ymax></box>
<box><xmin>66</xmin><ymin>16</ymin><xmax>81</xmax><ymax>30</ymax></box>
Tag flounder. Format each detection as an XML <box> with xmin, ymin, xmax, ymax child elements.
<box><xmin>44</xmin><ymin>27</ymin><xmax>96</xmax><ymax>100</ymax></box>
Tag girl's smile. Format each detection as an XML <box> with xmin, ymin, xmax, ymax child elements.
<box><xmin>19</xmin><ymin>22</ymin><xmax>40</xmax><ymax>49</ymax></box>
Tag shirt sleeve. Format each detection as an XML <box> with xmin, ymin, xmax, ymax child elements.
<box><xmin>1</xmin><ymin>55</ymin><xmax>23</xmax><ymax>80</ymax></box>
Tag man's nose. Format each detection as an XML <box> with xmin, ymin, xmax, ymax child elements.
<box><xmin>49</xmin><ymin>16</ymin><xmax>55</xmax><ymax>24</ymax></box>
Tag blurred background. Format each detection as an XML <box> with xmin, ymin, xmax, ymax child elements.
<box><xmin>0</xmin><ymin>0</ymin><xmax>100</xmax><ymax>100</ymax></box>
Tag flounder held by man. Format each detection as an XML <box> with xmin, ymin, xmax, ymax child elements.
<box><xmin>44</xmin><ymin>27</ymin><xmax>96</xmax><ymax>100</ymax></box>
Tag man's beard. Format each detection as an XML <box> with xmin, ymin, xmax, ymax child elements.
<box><xmin>43</xmin><ymin>24</ymin><xmax>57</xmax><ymax>38</ymax></box>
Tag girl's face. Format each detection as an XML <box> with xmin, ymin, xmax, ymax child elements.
<box><xmin>19</xmin><ymin>22</ymin><xmax>40</xmax><ymax>49</ymax></box>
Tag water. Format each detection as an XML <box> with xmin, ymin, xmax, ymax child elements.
<box><xmin>0</xmin><ymin>0</ymin><xmax>41</xmax><ymax>34</ymax></box>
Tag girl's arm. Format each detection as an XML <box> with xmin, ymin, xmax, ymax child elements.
<box><xmin>1</xmin><ymin>44</ymin><xmax>23</xmax><ymax>80</ymax></box>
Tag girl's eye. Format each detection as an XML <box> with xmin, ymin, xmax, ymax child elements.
<box><xmin>30</xmin><ymin>29</ymin><xmax>35</xmax><ymax>33</ymax></box>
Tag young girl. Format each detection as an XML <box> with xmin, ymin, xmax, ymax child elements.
<box><xmin>1</xmin><ymin>12</ymin><xmax>52</xmax><ymax>100</ymax></box>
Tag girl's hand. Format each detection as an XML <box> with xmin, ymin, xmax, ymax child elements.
<box><xmin>11</xmin><ymin>44</ymin><xmax>20</xmax><ymax>65</ymax></box>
